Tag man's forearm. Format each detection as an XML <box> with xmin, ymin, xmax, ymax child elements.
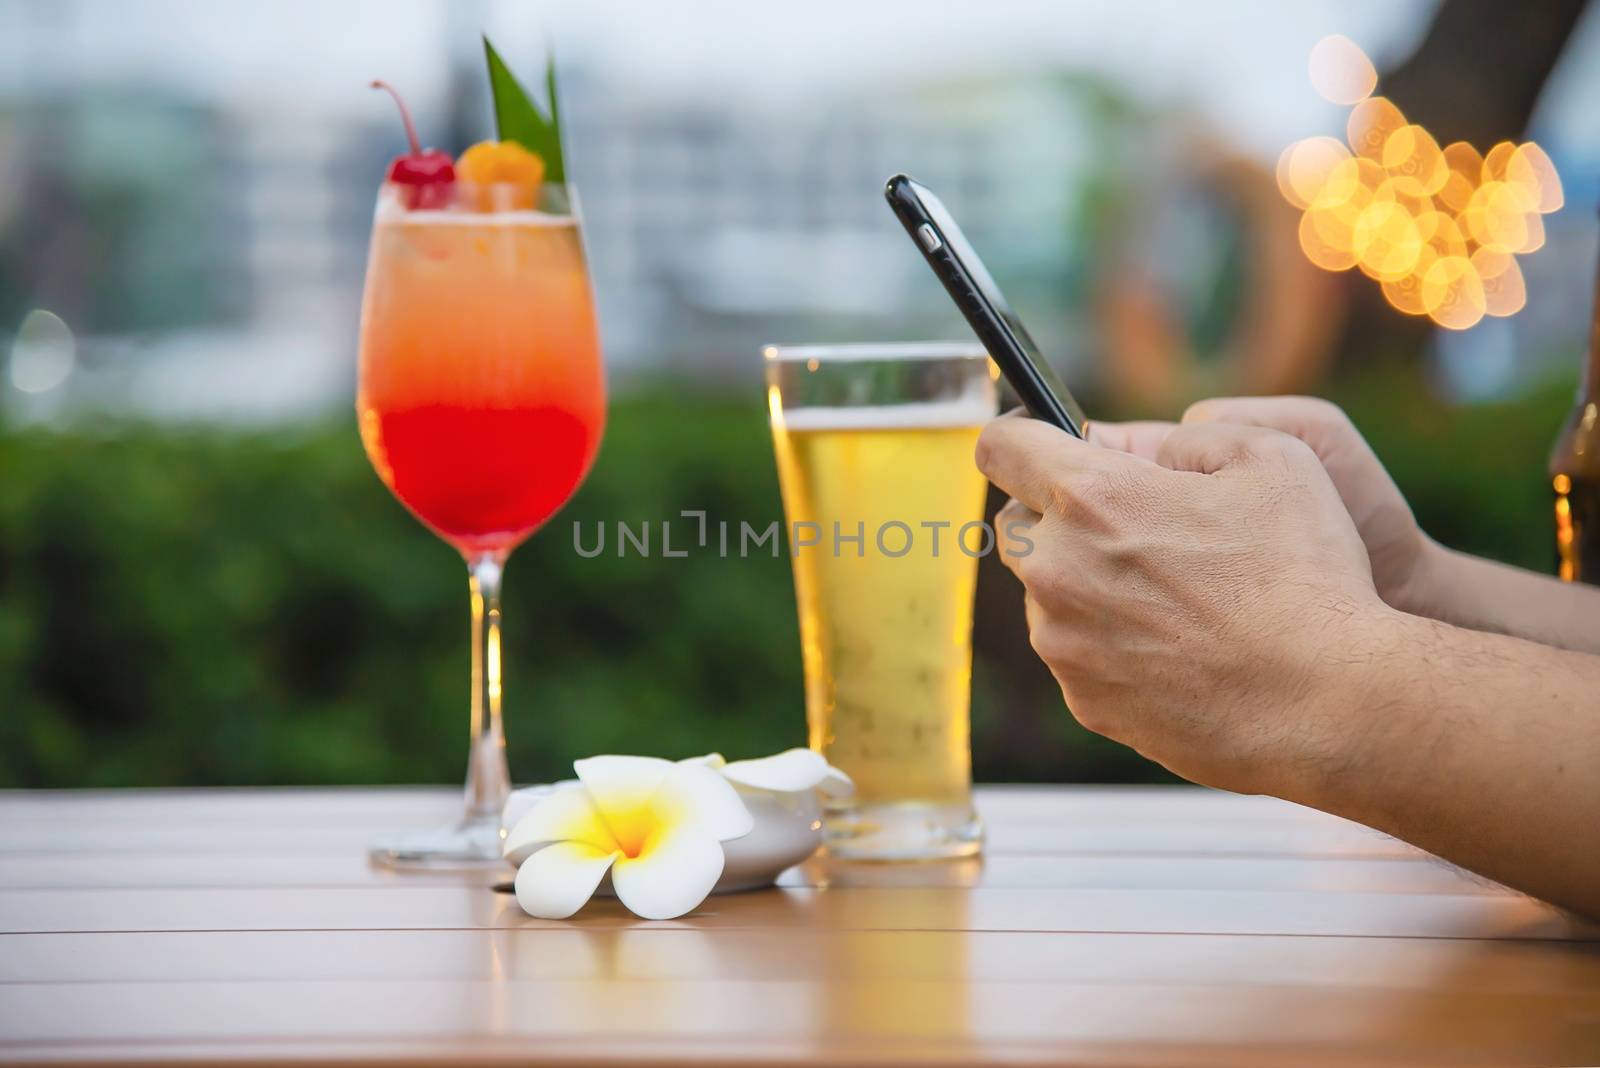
<box><xmin>1397</xmin><ymin>539</ymin><xmax>1600</xmax><ymax>654</ymax></box>
<box><xmin>1295</xmin><ymin>607</ymin><xmax>1600</xmax><ymax>919</ymax></box>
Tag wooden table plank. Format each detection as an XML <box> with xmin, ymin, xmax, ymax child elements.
<box><xmin>6</xmin><ymin>928</ymin><xmax>1600</xmax><ymax>992</ymax></box>
<box><xmin>0</xmin><ymin>852</ymin><xmax>1507</xmax><ymax>896</ymax></box>
<box><xmin>0</xmin><ymin>1038</ymin><xmax>1567</xmax><ymax>1068</ymax></box>
<box><xmin>0</xmin><ymin>884</ymin><xmax>1589</xmax><ymax>940</ymax></box>
<box><xmin>0</xmin><ymin>789</ymin><xmax>459</xmax><ymax>826</ymax></box>
<box><xmin>0</xmin><ymin>821</ymin><xmax>1417</xmax><ymax>860</ymax></box>
<box><xmin>0</xmin><ymin>788</ymin><xmax>1416</xmax><ymax>861</ymax></box>
<box><xmin>0</xmin><ymin>786</ymin><xmax>1325</xmax><ymax>826</ymax></box>
<box><xmin>1</xmin><ymin>978</ymin><xmax>1597</xmax><ymax>1067</ymax></box>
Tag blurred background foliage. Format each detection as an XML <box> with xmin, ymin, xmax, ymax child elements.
<box><xmin>0</xmin><ymin>370</ymin><xmax>1575</xmax><ymax>789</ymax></box>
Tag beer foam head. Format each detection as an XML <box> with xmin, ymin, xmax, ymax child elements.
<box><xmin>774</xmin><ymin>399</ymin><xmax>995</xmax><ymax>431</ymax></box>
<box><xmin>763</xmin><ymin>342</ymin><xmax>987</xmax><ymax>363</ymax></box>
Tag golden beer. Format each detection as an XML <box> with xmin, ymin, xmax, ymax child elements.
<box><xmin>765</xmin><ymin>344</ymin><xmax>996</xmax><ymax>859</ymax></box>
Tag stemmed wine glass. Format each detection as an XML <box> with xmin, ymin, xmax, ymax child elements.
<box><xmin>356</xmin><ymin>178</ymin><xmax>604</xmax><ymax>867</ymax></box>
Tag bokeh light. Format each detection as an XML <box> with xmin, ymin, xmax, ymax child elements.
<box><xmin>1282</xmin><ymin>36</ymin><xmax>1562</xmax><ymax>330</ymax></box>
<box><xmin>1275</xmin><ymin>136</ymin><xmax>1351</xmax><ymax>210</ymax></box>
<box><xmin>1307</xmin><ymin>34</ymin><xmax>1377</xmax><ymax>106</ymax></box>
<box><xmin>9</xmin><ymin>309</ymin><xmax>76</xmax><ymax>394</ymax></box>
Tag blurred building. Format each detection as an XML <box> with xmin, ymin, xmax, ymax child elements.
<box><xmin>0</xmin><ymin>59</ymin><xmax>1097</xmax><ymax>425</ymax></box>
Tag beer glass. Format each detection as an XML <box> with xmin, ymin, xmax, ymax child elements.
<box><xmin>764</xmin><ymin>343</ymin><xmax>997</xmax><ymax>859</ymax></box>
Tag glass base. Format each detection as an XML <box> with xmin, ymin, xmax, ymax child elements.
<box><xmin>368</xmin><ymin>813</ymin><xmax>506</xmax><ymax>871</ymax></box>
<box><xmin>822</xmin><ymin>800</ymin><xmax>984</xmax><ymax>861</ymax></box>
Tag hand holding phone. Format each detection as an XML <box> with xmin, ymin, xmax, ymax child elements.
<box><xmin>885</xmin><ymin>173</ymin><xmax>1087</xmax><ymax>438</ymax></box>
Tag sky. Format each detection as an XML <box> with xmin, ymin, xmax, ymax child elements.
<box><xmin>0</xmin><ymin>1</ymin><xmax>1433</xmax><ymax>158</ymax></box>
<box><xmin>7</xmin><ymin>0</ymin><xmax>1598</xmax><ymax>164</ymax></box>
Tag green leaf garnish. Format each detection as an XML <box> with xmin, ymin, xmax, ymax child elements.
<box><xmin>483</xmin><ymin>36</ymin><xmax>566</xmax><ymax>186</ymax></box>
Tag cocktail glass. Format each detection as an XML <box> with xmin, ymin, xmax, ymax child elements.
<box><xmin>357</xmin><ymin>181</ymin><xmax>604</xmax><ymax>868</ymax></box>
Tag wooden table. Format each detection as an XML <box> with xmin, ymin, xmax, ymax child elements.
<box><xmin>1</xmin><ymin>787</ymin><xmax>1597</xmax><ymax>1066</ymax></box>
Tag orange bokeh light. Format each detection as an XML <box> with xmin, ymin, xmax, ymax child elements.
<box><xmin>1421</xmin><ymin>255</ymin><xmax>1487</xmax><ymax>330</ymax></box>
<box><xmin>1382</xmin><ymin>125</ymin><xmax>1448</xmax><ymax>198</ymax></box>
<box><xmin>1509</xmin><ymin>143</ymin><xmax>1563</xmax><ymax>213</ymax></box>
<box><xmin>1308</xmin><ymin>34</ymin><xmax>1378</xmax><ymax>106</ymax></box>
<box><xmin>1473</xmin><ymin>247</ymin><xmax>1528</xmax><ymax>318</ymax></box>
<box><xmin>1282</xmin><ymin>36</ymin><xmax>1562</xmax><ymax>330</ymax></box>
<box><xmin>1276</xmin><ymin>136</ymin><xmax>1352</xmax><ymax>210</ymax></box>
<box><xmin>1353</xmin><ymin>201</ymin><xmax>1423</xmax><ymax>282</ymax></box>
<box><xmin>1347</xmin><ymin>97</ymin><xmax>1406</xmax><ymax>165</ymax></box>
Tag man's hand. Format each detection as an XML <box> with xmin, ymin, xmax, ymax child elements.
<box><xmin>983</xmin><ymin>404</ymin><xmax>1600</xmax><ymax>919</ymax></box>
<box><xmin>1094</xmin><ymin>397</ymin><xmax>1600</xmax><ymax>655</ymax></box>
<box><xmin>1091</xmin><ymin>397</ymin><xmax>1429</xmax><ymax>613</ymax></box>
<box><xmin>1182</xmin><ymin>397</ymin><xmax>1430</xmax><ymax>612</ymax></box>
<box><xmin>977</xmin><ymin>413</ymin><xmax>1389</xmax><ymax>798</ymax></box>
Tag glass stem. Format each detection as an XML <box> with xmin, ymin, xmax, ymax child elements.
<box><xmin>464</xmin><ymin>552</ymin><xmax>511</xmax><ymax>824</ymax></box>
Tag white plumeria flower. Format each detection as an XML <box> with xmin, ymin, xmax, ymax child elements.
<box><xmin>693</xmin><ymin>748</ymin><xmax>854</xmax><ymax>797</ymax></box>
<box><xmin>503</xmin><ymin>755</ymin><xmax>754</xmax><ymax>921</ymax></box>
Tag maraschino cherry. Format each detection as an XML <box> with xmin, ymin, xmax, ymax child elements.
<box><xmin>371</xmin><ymin>80</ymin><xmax>455</xmax><ymax>209</ymax></box>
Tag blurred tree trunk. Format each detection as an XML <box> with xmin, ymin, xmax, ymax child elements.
<box><xmin>1384</xmin><ymin>0</ymin><xmax>1589</xmax><ymax>145</ymax></box>
<box><xmin>1338</xmin><ymin>0</ymin><xmax>1590</xmax><ymax>365</ymax></box>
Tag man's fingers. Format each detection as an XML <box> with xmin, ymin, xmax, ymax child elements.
<box><xmin>1183</xmin><ymin>396</ymin><xmax>1349</xmax><ymax>457</ymax></box>
<box><xmin>975</xmin><ymin>413</ymin><xmax>1106</xmax><ymax>514</ymax></box>
<box><xmin>994</xmin><ymin>498</ymin><xmax>1040</xmax><ymax>570</ymax></box>
<box><xmin>1155</xmin><ymin>420</ymin><xmax>1299</xmax><ymax>475</ymax></box>
<box><xmin>1087</xmin><ymin>420</ymin><xmax>1176</xmax><ymax>462</ymax></box>
<box><xmin>996</xmin><ymin>496</ymin><xmax>1039</xmax><ymax>528</ymax></box>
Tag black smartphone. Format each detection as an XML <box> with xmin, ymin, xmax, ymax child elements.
<box><xmin>885</xmin><ymin>173</ymin><xmax>1087</xmax><ymax>438</ymax></box>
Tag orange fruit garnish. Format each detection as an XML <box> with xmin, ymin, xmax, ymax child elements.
<box><xmin>455</xmin><ymin>140</ymin><xmax>546</xmax><ymax>211</ymax></box>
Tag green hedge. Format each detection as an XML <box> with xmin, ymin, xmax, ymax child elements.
<box><xmin>0</xmin><ymin>373</ymin><xmax>1575</xmax><ymax>788</ymax></box>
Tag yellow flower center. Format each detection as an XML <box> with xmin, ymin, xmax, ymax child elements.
<box><xmin>600</xmin><ymin>803</ymin><xmax>660</xmax><ymax>859</ymax></box>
